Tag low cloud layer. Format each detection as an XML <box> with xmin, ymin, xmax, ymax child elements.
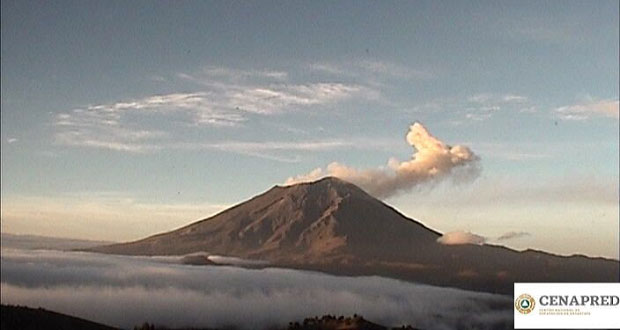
<box><xmin>437</xmin><ymin>231</ymin><xmax>532</xmax><ymax>245</ymax></box>
<box><xmin>1</xmin><ymin>248</ymin><xmax>511</xmax><ymax>330</ymax></box>
<box><xmin>437</xmin><ymin>231</ymin><xmax>487</xmax><ymax>245</ymax></box>
<box><xmin>286</xmin><ymin>123</ymin><xmax>480</xmax><ymax>199</ymax></box>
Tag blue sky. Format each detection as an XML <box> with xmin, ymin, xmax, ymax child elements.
<box><xmin>1</xmin><ymin>0</ymin><xmax>618</xmax><ymax>258</ymax></box>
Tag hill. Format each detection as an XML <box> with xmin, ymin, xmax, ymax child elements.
<box><xmin>1</xmin><ymin>305</ymin><xmax>118</xmax><ymax>330</ymax></box>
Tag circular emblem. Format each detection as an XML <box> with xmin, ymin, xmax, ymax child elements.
<box><xmin>515</xmin><ymin>294</ymin><xmax>536</xmax><ymax>314</ymax></box>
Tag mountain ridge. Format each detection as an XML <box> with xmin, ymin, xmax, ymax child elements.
<box><xmin>91</xmin><ymin>177</ymin><xmax>442</xmax><ymax>261</ymax></box>
<box><xmin>88</xmin><ymin>176</ymin><xmax>620</xmax><ymax>294</ymax></box>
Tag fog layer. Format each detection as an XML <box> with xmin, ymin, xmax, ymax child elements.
<box><xmin>1</xmin><ymin>248</ymin><xmax>511</xmax><ymax>329</ymax></box>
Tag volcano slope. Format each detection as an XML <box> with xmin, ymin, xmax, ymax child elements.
<box><xmin>88</xmin><ymin>177</ymin><xmax>619</xmax><ymax>294</ymax></box>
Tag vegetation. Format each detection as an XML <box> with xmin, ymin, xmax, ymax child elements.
<box><xmin>284</xmin><ymin>314</ymin><xmax>418</xmax><ymax>330</ymax></box>
<box><xmin>133</xmin><ymin>315</ymin><xmax>418</xmax><ymax>330</ymax></box>
<box><xmin>1</xmin><ymin>305</ymin><xmax>418</xmax><ymax>330</ymax></box>
<box><xmin>1</xmin><ymin>304</ymin><xmax>118</xmax><ymax>330</ymax></box>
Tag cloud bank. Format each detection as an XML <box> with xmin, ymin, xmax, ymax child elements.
<box><xmin>437</xmin><ymin>231</ymin><xmax>487</xmax><ymax>245</ymax></box>
<box><xmin>286</xmin><ymin>123</ymin><xmax>480</xmax><ymax>199</ymax></box>
<box><xmin>1</xmin><ymin>248</ymin><xmax>511</xmax><ymax>330</ymax></box>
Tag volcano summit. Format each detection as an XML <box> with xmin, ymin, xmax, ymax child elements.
<box><xmin>89</xmin><ymin>177</ymin><xmax>619</xmax><ymax>294</ymax></box>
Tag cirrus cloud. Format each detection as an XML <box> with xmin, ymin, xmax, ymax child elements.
<box><xmin>53</xmin><ymin>65</ymin><xmax>377</xmax><ymax>155</ymax></box>
<box><xmin>555</xmin><ymin>99</ymin><xmax>619</xmax><ymax>120</ymax></box>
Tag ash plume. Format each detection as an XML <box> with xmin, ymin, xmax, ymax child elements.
<box><xmin>286</xmin><ymin>122</ymin><xmax>480</xmax><ymax>199</ymax></box>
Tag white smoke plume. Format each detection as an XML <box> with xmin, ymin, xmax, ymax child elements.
<box><xmin>286</xmin><ymin>123</ymin><xmax>480</xmax><ymax>199</ymax></box>
<box><xmin>437</xmin><ymin>231</ymin><xmax>487</xmax><ymax>245</ymax></box>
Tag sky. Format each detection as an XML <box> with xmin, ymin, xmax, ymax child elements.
<box><xmin>1</xmin><ymin>0</ymin><xmax>618</xmax><ymax>258</ymax></box>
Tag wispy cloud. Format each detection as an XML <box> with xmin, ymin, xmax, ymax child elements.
<box><xmin>172</xmin><ymin>140</ymin><xmax>355</xmax><ymax>163</ymax></box>
<box><xmin>308</xmin><ymin>59</ymin><xmax>435</xmax><ymax>81</ymax></box>
<box><xmin>497</xmin><ymin>12</ymin><xmax>585</xmax><ymax>45</ymax></box>
<box><xmin>183</xmin><ymin>140</ymin><xmax>352</xmax><ymax>152</ymax></box>
<box><xmin>53</xmin><ymin>91</ymin><xmax>240</xmax><ymax>153</ymax></box>
<box><xmin>464</xmin><ymin>93</ymin><xmax>529</xmax><ymax>121</ymax></box>
<box><xmin>53</xmin><ymin>127</ymin><xmax>362</xmax><ymax>161</ymax></box>
<box><xmin>411</xmin><ymin>93</ymin><xmax>531</xmax><ymax>122</ymax></box>
<box><xmin>511</xmin><ymin>20</ymin><xmax>581</xmax><ymax>44</ymax></box>
<box><xmin>177</xmin><ymin>68</ymin><xmax>373</xmax><ymax>115</ymax></box>
<box><xmin>53</xmin><ymin>65</ymin><xmax>378</xmax><ymax>155</ymax></box>
<box><xmin>467</xmin><ymin>93</ymin><xmax>527</xmax><ymax>104</ymax></box>
<box><xmin>307</xmin><ymin>62</ymin><xmax>345</xmax><ymax>75</ymax></box>
<box><xmin>7</xmin><ymin>138</ymin><xmax>18</xmax><ymax>144</ymax></box>
<box><xmin>353</xmin><ymin>59</ymin><xmax>434</xmax><ymax>80</ymax></box>
<box><xmin>555</xmin><ymin>99</ymin><xmax>619</xmax><ymax>120</ymax></box>
<box><xmin>55</xmin><ymin>125</ymin><xmax>167</xmax><ymax>153</ymax></box>
<box><xmin>221</xmin><ymin>83</ymin><xmax>366</xmax><ymax>114</ymax></box>
<box><xmin>171</xmin><ymin>138</ymin><xmax>398</xmax><ymax>163</ymax></box>
<box><xmin>496</xmin><ymin>231</ymin><xmax>531</xmax><ymax>241</ymax></box>
<box><xmin>198</xmin><ymin>66</ymin><xmax>289</xmax><ymax>82</ymax></box>
<box><xmin>469</xmin><ymin>142</ymin><xmax>552</xmax><ymax>161</ymax></box>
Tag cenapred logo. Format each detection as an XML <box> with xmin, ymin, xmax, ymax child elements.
<box><xmin>514</xmin><ymin>283</ymin><xmax>620</xmax><ymax>329</ymax></box>
<box><xmin>515</xmin><ymin>294</ymin><xmax>536</xmax><ymax>314</ymax></box>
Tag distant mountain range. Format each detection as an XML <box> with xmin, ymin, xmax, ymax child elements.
<box><xmin>1</xmin><ymin>233</ymin><xmax>114</xmax><ymax>251</ymax></box>
<box><xmin>88</xmin><ymin>177</ymin><xmax>619</xmax><ymax>294</ymax></box>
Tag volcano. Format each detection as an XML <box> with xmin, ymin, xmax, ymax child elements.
<box><xmin>89</xmin><ymin>177</ymin><xmax>619</xmax><ymax>294</ymax></box>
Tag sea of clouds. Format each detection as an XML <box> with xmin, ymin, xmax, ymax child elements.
<box><xmin>1</xmin><ymin>246</ymin><xmax>512</xmax><ymax>329</ymax></box>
